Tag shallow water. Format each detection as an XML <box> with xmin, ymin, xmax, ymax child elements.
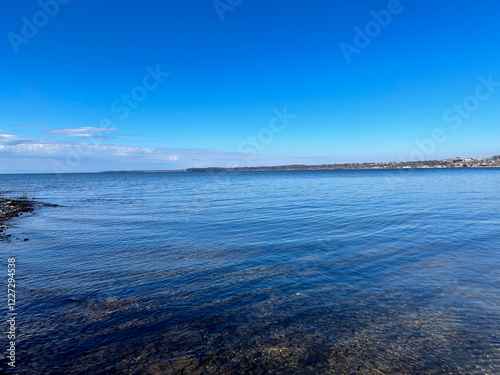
<box><xmin>1</xmin><ymin>169</ymin><xmax>499</xmax><ymax>374</ymax></box>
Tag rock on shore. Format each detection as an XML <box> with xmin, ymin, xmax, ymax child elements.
<box><xmin>0</xmin><ymin>198</ymin><xmax>36</xmax><ymax>239</ymax></box>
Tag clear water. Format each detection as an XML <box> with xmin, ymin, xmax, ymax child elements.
<box><xmin>1</xmin><ymin>169</ymin><xmax>499</xmax><ymax>374</ymax></box>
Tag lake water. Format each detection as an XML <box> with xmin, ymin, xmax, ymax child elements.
<box><xmin>1</xmin><ymin>169</ymin><xmax>499</xmax><ymax>374</ymax></box>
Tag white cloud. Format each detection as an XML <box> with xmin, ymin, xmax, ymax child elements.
<box><xmin>0</xmin><ymin>134</ymin><xmax>250</xmax><ymax>171</ymax></box>
<box><xmin>0</xmin><ymin>134</ymin><xmax>23</xmax><ymax>145</ymax></box>
<box><xmin>0</xmin><ymin>134</ymin><xmax>334</xmax><ymax>172</ymax></box>
<box><xmin>44</xmin><ymin>127</ymin><xmax>121</xmax><ymax>138</ymax></box>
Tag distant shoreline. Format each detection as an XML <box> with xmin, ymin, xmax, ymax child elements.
<box><xmin>100</xmin><ymin>166</ymin><xmax>500</xmax><ymax>173</ymax></box>
<box><xmin>2</xmin><ymin>156</ymin><xmax>498</xmax><ymax>174</ymax></box>
<box><xmin>100</xmin><ymin>155</ymin><xmax>500</xmax><ymax>173</ymax></box>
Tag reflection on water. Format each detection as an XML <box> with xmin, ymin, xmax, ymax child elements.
<box><xmin>1</xmin><ymin>169</ymin><xmax>499</xmax><ymax>374</ymax></box>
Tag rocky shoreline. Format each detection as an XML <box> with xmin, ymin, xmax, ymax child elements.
<box><xmin>0</xmin><ymin>198</ymin><xmax>36</xmax><ymax>240</ymax></box>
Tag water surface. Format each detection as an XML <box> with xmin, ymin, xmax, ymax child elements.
<box><xmin>1</xmin><ymin>169</ymin><xmax>499</xmax><ymax>374</ymax></box>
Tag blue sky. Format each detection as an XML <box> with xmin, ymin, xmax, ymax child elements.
<box><xmin>1</xmin><ymin>0</ymin><xmax>500</xmax><ymax>172</ymax></box>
